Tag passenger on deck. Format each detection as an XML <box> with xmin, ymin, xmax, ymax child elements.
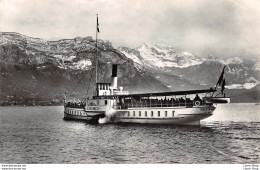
<box><xmin>179</xmin><ymin>97</ymin><xmax>185</xmax><ymax>103</ymax></box>
<box><xmin>186</xmin><ymin>98</ymin><xmax>193</xmax><ymax>107</ymax></box>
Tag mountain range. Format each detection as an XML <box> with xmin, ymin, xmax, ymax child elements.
<box><xmin>0</xmin><ymin>32</ymin><xmax>259</xmax><ymax>105</ymax></box>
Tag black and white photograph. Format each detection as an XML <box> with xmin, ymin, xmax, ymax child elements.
<box><xmin>0</xmin><ymin>0</ymin><xmax>259</xmax><ymax>168</ymax></box>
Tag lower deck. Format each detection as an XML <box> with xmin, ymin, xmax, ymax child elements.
<box><xmin>114</xmin><ymin>106</ymin><xmax>215</xmax><ymax>118</ymax></box>
<box><xmin>64</xmin><ymin>105</ymin><xmax>216</xmax><ymax>125</ymax></box>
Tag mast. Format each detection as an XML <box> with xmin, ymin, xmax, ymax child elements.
<box><xmin>95</xmin><ymin>14</ymin><xmax>99</xmax><ymax>83</ymax></box>
<box><xmin>86</xmin><ymin>14</ymin><xmax>99</xmax><ymax>100</ymax></box>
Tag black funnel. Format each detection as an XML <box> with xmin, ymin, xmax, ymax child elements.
<box><xmin>112</xmin><ymin>64</ymin><xmax>117</xmax><ymax>77</ymax></box>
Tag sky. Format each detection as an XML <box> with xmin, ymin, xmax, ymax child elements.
<box><xmin>0</xmin><ymin>0</ymin><xmax>260</xmax><ymax>59</ymax></box>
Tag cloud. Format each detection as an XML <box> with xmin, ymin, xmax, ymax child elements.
<box><xmin>0</xmin><ymin>0</ymin><xmax>260</xmax><ymax>59</ymax></box>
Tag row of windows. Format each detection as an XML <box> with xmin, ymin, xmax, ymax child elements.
<box><xmin>97</xmin><ymin>84</ymin><xmax>110</xmax><ymax>90</ymax></box>
<box><xmin>67</xmin><ymin>109</ymin><xmax>86</xmax><ymax>116</ymax></box>
<box><xmin>66</xmin><ymin>109</ymin><xmax>175</xmax><ymax>117</ymax></box>
<box><xmin>125</xmin><ymin>110</ymin><xmax>175</xmax><ymax>118</ymax></box>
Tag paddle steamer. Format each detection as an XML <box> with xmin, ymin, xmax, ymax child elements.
<box><xmin>63</xmin><ymin>15</ymin><xmax>230</xmax><ymax>125</ymax></box>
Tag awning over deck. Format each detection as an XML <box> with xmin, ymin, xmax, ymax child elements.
<box><xmin>95</xmin><ymin>88</ymin><xmax>216</xmax><ymax>98</ymax></box>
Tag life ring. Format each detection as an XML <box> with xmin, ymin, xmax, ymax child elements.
<box><xmin>194</xmin><ymin>100</ymin><xmax>201</xmax><ymax>106</ymax></box>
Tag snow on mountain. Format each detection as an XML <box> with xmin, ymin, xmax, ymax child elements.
<box><xmin>119</xmin><ymin>50</ymin><xmax>143</xmax><ymax>71</ymax></box>
<box><xmin>54</xmin><ymin>55</ymin><xmax>76</xmax><ymax>61</ymax></box>
<box><xmin>68</xmin><ymin>59</ymin><xmax>92</xmax><ymax>70</ymax></box>
<box><xmin>119</xmin><ymin>43</ymin><xmax>260</xmax><ymax>90</ymax></box>
<box><xmin>119</xmin><ymin>43</ymin><xmax>204</xmax><ymax>69</ymax></box>
<box><xmin>57</xmin><ymin>59</ymin><xmax>92</xmax><ymax>70</ymax></box>
<box><xmin>225</xmin><ymin>77</ymin><xmax>259</xmax><ymax>89</ymax></box>
<box><xmin>225</xmin><ymin>83</ymin><xmax>258</xmax><ymax>89</ymax></box>
<box><xmin>137</xmin><ymin>43</ymin><xmax>203</xmax><ymax>68</ymax></box>
<box><xmin>172</xmin><ymin>51</ymin><xmax>205</xmax><ymax>68</ymax></box>
<box><xmin>120</xmin><ymin>51</ymin><xmax>142</xmax><ymax>66</ymax></box>
<box><xmin>221</xmin><ymin>57</ymin><xmax>243</xmax><ymax>65</ymax></box>
<box><xmin>117</xmin><ymin>47</ymin><xmax>145</xmax><ymax>71</ymax></box>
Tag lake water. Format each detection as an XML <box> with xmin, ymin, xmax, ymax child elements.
<box><xmin>0</xmin><ymin>103</ymin><xmax>259</xmax><ymax>164</ymax></box>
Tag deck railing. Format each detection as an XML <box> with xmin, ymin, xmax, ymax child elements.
<box><xmin>114</xmin><ymin>100</ymin><xmax>208</xmax><ymax>110</ymax></box>
<box><xmin>65</xmin><ymin>102</ymin><xmax>85</xmax><ymax>108</ymax></box>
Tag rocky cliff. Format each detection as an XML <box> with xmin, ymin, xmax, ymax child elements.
<box><xmin>0</xmin><ymin>32</ymin><xmax>169</xmax><ymax>105</ymax></box>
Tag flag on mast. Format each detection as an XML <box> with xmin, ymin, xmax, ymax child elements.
<box><xmin>97</xmin><ymin>15</ymin><xmax>100</xmax><ymax>33</ymax></box>
<box><xmin>215</xmin><ymin>66</ymin><xmax>226</xmax><ymax>89</ymax></box>
<box><xmin>221</xmin><ymin>79</ymin><xmax>226</xmax><ymax>95</ymax></box>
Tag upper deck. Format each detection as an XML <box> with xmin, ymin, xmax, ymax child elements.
<box><xmin>65</xmin><ymin>88</ymin><xmax>216</xmax><ymax>109</ymax></box>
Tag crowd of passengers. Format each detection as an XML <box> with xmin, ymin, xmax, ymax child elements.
<box><xmin>121</xmin><ymin>95</ymin><xmax>204</xmax><ymax>108</ymax></box>
<box><xmin>65</xmin><ymin>101</ymin><xmax>85</xmax><ymax>108</ymax></box>
<box><xmin>65</xmin><ymin>95</ymin><xmax>206</xmax><ymax>108</ymax></box>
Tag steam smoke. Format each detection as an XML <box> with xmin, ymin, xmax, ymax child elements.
<box><xmin>98</xmin><ymin>108</ymin><xmax>119</xmax><ymax>124</ymax></box>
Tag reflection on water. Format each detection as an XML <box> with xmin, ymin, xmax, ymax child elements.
<box><xmin>0</xmin><ymin>103</ymin><xmax>259</xmax><ymax>163</ymax></box>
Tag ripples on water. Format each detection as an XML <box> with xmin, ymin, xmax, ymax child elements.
<box><xmin>0</xmin><ymin>103</ymin><xmax>259</xmax><ymax>163</ymax></box>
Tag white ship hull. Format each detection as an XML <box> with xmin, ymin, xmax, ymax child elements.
<box><xmin>64</xmin><ymin>105</ymin><xmax>216</xmax><ymax>125</ymax></box>
<box><xmin>116</xmin><ymin>113</ymin><xmax>211</xmax><ymax>126</ymax></box>
<box><xmin>63</xmin><ymin>107</ymin><xmax>105</xmax><ymax>121</ymax></box>
<box><xmin>112</xmin><ymin>106</ymin><xmax>215</xmax><ymax>126</ymax></box>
